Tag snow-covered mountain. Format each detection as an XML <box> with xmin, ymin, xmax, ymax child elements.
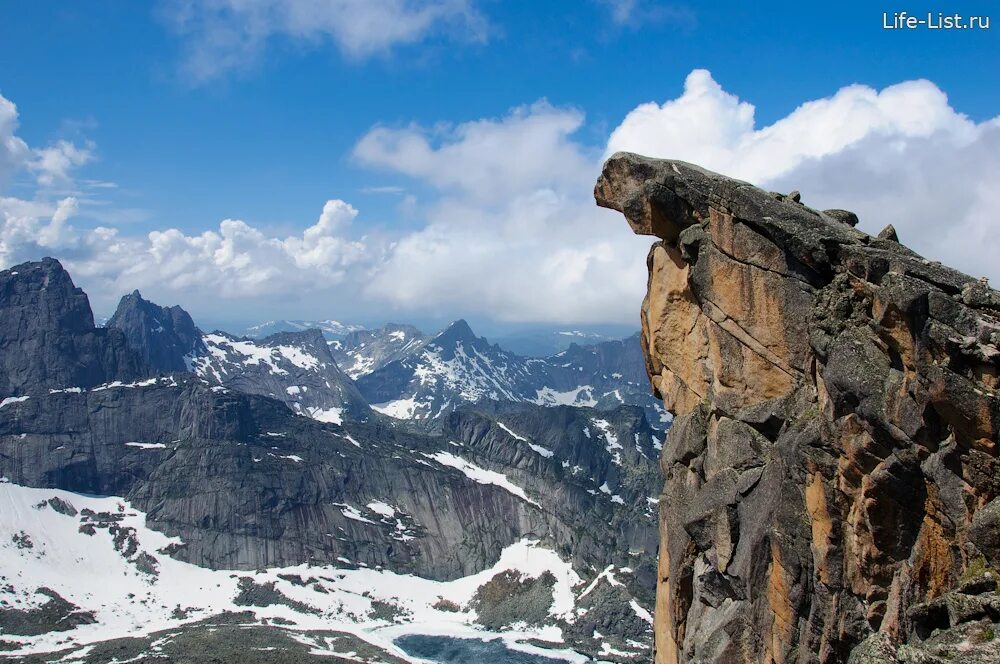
<box><xmin>329</xmin><ymin>323</ymin><xmax>428</xmax><ymax>379</ymax></box>
<box><xmin>192</xmin><ymin>329</ymin><xmax>371</xmax><ymax>424</ymax></box>
<box><xmin>354</xmin><ymin>319</ymin><xmax>668</xmax><ymax>425</ymax></box>
<box><xmin>108</xmin><ymin>292</ymin><xmax>370</xmax><ymax>424</ymax></box>
<box><xmin>244</xmin><ymin>319</ymin><xmax>365</xmax><ymax>340</ymax></box>
<box><xmin>356</xmin><ymin>320</ymin><xmax>541</xmax><ymax>420</ymax></box>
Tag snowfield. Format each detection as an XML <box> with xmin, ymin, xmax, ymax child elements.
<box><xmin>0</xmin><ymin>482</ymin><xmax>636</xmax><ymax>663</ymax></box>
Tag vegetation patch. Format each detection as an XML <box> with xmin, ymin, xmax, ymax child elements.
<box><xmin>432</xmin><ymin>597</ymin><xmax>462</xmax><ymax>612</ymax></box>
<box><xmin>233</xmin><ymin>578</ymin><xmax>319</xmax><ymax>615</ymax></box>
<box><xmin>471</xmin><ymin>570</ymin><xmax>556</xmax><ymax>630</ymax></box>
<box><xmin>0</xmin><ymin>587</ymin><xmax>96</xmax><ymax>636</ymax></box>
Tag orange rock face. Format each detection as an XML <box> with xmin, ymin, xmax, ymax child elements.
<box><xmin>597</xmin><ymin>153</ymin><xmax>1000</xmax><ymax>663</ymax></box>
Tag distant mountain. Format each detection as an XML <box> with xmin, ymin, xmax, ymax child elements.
<box><xmin>355</xmin><ymin>319</ymin><xmax>669</xmax><ymax>425</ymax></box>
<box><xmin>329</xmin><ymin>322</ymin><xmax>427</xmax><ymax>379</ymax></box>
<box><xmin>244</xmin><ymin>319</ymin><xmax>364</xmax><ymax>340</ymax></box>
<box><xmin>492</xmin><ymin>328</ymin><xmax>635</xmax><ymax>357</ymax></box>
<box><xmin>193</xmin><ymin>329</ymin><xmax>371</xmax><ymax>424</ymax></box>
<box><xmin>356</xmin><ymin>320</ymin><xmax>540</xmax><ymax>420</ymax></box>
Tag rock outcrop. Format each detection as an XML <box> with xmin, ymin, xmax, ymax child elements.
<box><xmin>597</xmin><ymin>153</ymin><xmax>1000</xmax><ymax>663</ymax></box>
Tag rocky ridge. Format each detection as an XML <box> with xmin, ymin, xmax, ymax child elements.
<box><xmin>106</xmin><ymin>291</ymin><xmax>371</xmax><ymax>425</ymax></box>
<box><xmin>330</xmin><ymin>323</ymin><xmax>428</xmax><ymax>379</ymax></box>
<box><xmin>0</xmin><ymin>258</ymin><xmax>149</xmax><ymax>395</ymax></box>
<box><xmin>597</xmin><ymin>153</ymin><xmax>1000</xmax><ymax>663</ymax></box>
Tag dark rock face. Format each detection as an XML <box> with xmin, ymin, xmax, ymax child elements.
<box><xmin>0</xmin><ymin>259</ymin><xmax>149</xmax><ymax>396</ymax></box>
<box><xmin>597</xmin><ymin>153</ymin><xmax>1000</xmax><ymax>663</ymax></box>
<box><xmin>442</xmin><ymin>400</ymin><xmax>663</xmax><ymax>578</ymax></box>
<box><xmin>0</xmin><ymin>380</ymin><xmax>659</xmax><ymax>584</ymax></box>
<box><xmin>107</xmin><ymin>290</ymin><xmax>207</xmax><ymax>372</ymax></box>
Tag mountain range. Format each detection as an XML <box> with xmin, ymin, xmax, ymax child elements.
<box><xmin>0</xmin><ymin>258</ymin><xmax>666</xmax><ymax>662</ymax></box>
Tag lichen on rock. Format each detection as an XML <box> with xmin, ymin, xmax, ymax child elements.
<box><xmin>597</xmin><ymin>152</ymin><xmax>1000</xmax><ymax>663</ymax></box>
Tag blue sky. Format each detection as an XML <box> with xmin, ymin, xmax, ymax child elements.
<box><xmin>0</xmin><ymin>1</ymin><xmax>998</xmax><ymax>333</ymax></box>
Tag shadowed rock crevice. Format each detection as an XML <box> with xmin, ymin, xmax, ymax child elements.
<box><xmin>597</xmin><ymin>152</ymin><xmax>1000</xmax><ymax>663</ymax></box>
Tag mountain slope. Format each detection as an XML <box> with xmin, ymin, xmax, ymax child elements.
<box><xmin>329</xmin><ymin>323</ymin><xmax>428</xmax><ymax>379</ymax></box>
<box><xmin>193</xmin><ymin>328</ymin><xmax>372</xmax><ymax>424</ymax></box>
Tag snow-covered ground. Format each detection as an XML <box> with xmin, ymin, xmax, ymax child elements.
<box><xmin>0</xmin><ymin>482</ymin><xmax>639</xmax><ymax>662</ymax></box>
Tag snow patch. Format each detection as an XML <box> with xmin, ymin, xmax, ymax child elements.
<box><xmin>0</xmin><ymin>395</ymin><xmax>30</xmax><ymax>408</ymax></box>
<box><xmin>423</xmin><ymin>452</ymin><xmax>539</xmax><ymax>507</ymax></box>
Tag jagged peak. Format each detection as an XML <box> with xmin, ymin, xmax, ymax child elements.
<box><xmin>1</xmin><ymin>257</ymin><xmax>96</xmax><ymax>332</ymax></box>
<box><xmin>434</xmin><ymin>319</ymin><xmax>479</xmax><ymax>344</ymax></box>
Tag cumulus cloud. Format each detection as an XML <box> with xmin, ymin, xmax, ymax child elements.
<box><xmin>355</xmin><ymin>102</ymin><xmax>596</xmax><ymax>203</ymax></box>
<box><xmin>0</xmin><ymin>92</ymin><xmax>96</xmax><ymax>191</ymax></box>
<box><xmin>607</xmin><ymin>69</ymin><xmax>1000</xmax><ymax>282</ymax></box>
<box><xmin>0</xmin><ymin>194</ymin><xmax>378</xmax><ymax>318</ymax></box>
<box><xmin>354</xmin><ymin>103</ymin><xmax>651</xmax><ymax>323</ymax></box>
<box><xmin>3</xmin><ymin>72</ymin><xmax>999</xmax><ymax>327</ymax></box>
<box><xmin>31</xmin><ymin>140</ymin><xmax>95</xmax><ymax>188</ymax></box>
<box><xmin>353</xmin><ymin>69</ymin><xmax>1000</xmax><ymax>323</ymax></box>
<box><xmin>161</xmin><ymin>0</ymin><xmax>489</xmax><ymax>82</ymax></box>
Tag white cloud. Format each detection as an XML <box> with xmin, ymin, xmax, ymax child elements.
<box><xmin>31</xmin><ymin>140</ymin><xmax>95</xmax><ymax>187</ymax></box>
<box><xmin>0</xmin><ymin>94</ymin><xmax>30</xmax><ymax>186</ymax></box>
<box><xmin>595</xmin><ymin>0</ymin><xmax>696</xmax><ymax>29</ymax></box>
<box><xmin>0</xmin><ymin>195</ymin><xmax>379</xmax><ymax>319</ymax></box>
<box><xmin>362</xmin><ymin>189</ymin><xmax>649</xmax><ymax>323</ymax></box>
<box><xmin>354</xmin><ymin>101</ymin><xmax>595</xmax><ymax>203</ymax></box>
<box><xmin>0</xmin><ymin>91</ymin><xmax>96</xmax><ymax>191</ymax></box>
<box><xmin>162</xmin><ymin>0</ymin><xmax>489</xmax><ymax>82</ymax></box>
<box><xmin>354</xmin><ymin>103</ymin><xmax>651</xmax><ymax>323</ymax></box>
<box><xmin>607</xmin><ymin>68</ymin><xmax>1000</xmax><ymax>283</ymax></box>
<box><xmin>600</xmin><ymin>0</ymin><xmax>638</xmax><ymax>24</ymax></box>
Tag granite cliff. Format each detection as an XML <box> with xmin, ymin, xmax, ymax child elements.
<box><xmin>597</xmin><ymin>153</ymin><xmax>1000</xmax><ymax>663</ymax></box>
